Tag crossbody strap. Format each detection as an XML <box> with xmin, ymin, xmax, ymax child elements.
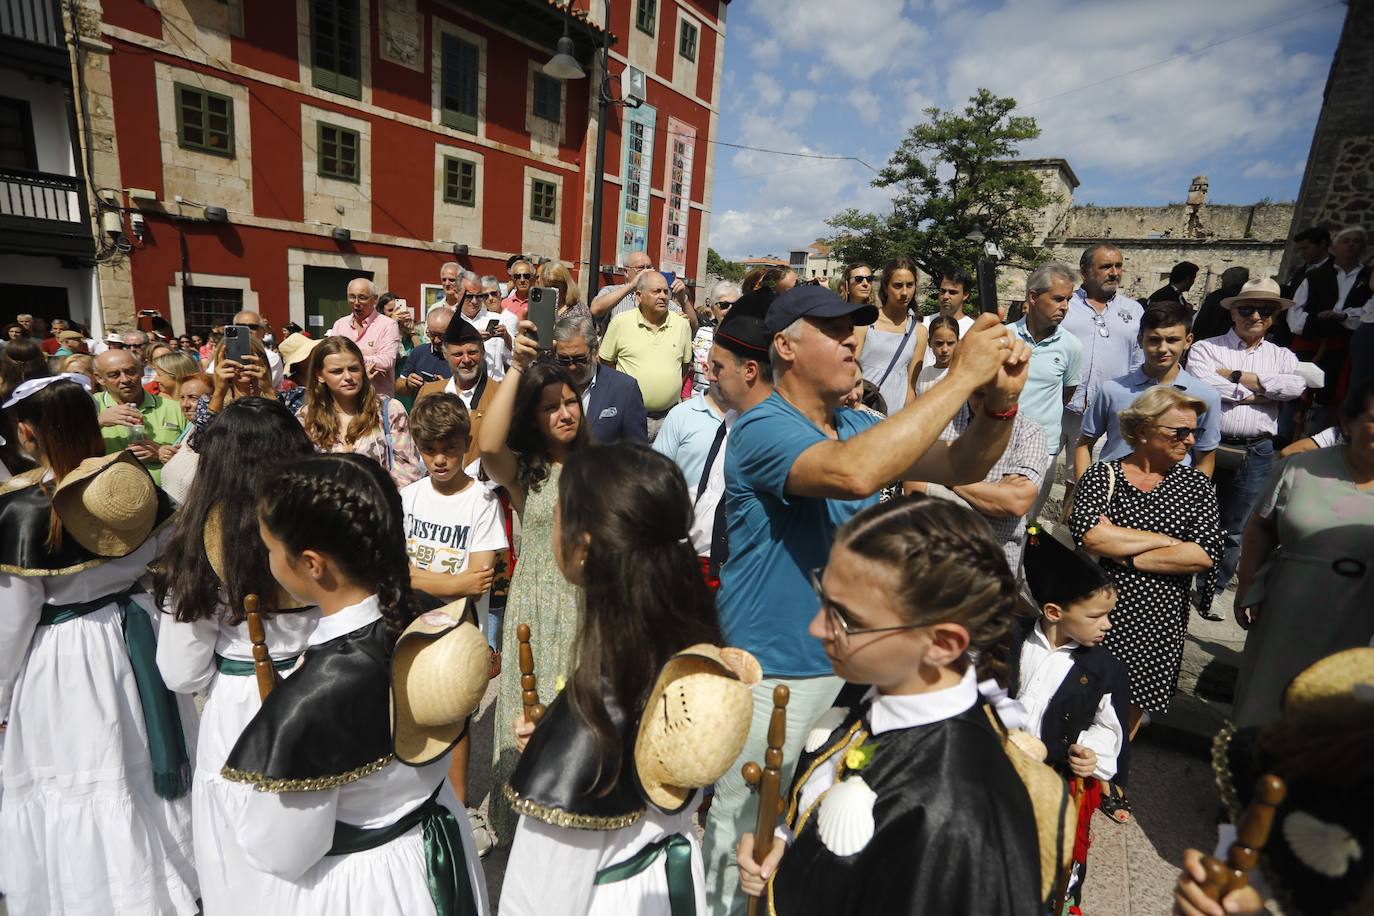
<box><xmin>875</xmin><ymin>311</ymin><xmax>917</xmax><ymax>389</ymax></box>
<box><xmin>380</xmin><ymin>397</ymin><xmax>394</xmax><ymax>470</ymax></box>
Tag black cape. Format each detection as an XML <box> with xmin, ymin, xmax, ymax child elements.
<box><xmin>505</xmin><ymin>684</ymin><xmax>648</xmax><ymax>830</ymax></box>
<box><xmin>222</xmin><ymin>618</ymin><xmax>393</xmax><ymax>792</ymax></box>
<box><xmin>0</xmin><ymin>475</ymin><xmax>174</xmax><ymax>576</ymax></box>
<box><xmin>770</xmin><ymin>694</ymin><xmax>1042</xmax><ymax>916</ymax></box>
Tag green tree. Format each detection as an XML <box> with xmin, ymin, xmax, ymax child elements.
<box><xmin>706</xmin><ymin>247</ymin><xmax>745</xmax><ymax>282</ymax></box>
<box><xmin>826</xmin><ymin>88</ymin><xmax>1057</xmax><ymax>292</ymax></box>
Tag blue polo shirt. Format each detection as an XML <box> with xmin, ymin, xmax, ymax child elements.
<box><xmin>1081</xmin><ymin>367</ymin><xmax>1223</xmax><ymax>464</ymax></box>
<box><xmin>717</xmin><ymin>392</ymin><xmax>881</xmax><ymax>678</ymax></box>
<box><xmin>652</xmin><ymin>392</ymin><xmax>724</xmax><ymax>489</ymax></box>
<box><xmin>1011</xmin><ymin>318</ymin><xmax>1083</xmax><ymax>456</ymax></box>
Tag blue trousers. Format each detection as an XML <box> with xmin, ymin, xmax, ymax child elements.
<box><xmin>1204</xmin><ymin>438</ymin><xmax>1276</xmax><ymax>594</ymax></box>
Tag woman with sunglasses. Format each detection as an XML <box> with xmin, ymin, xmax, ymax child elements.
<box><xmin>1068</xmin><ymin>386</ymin><xmax>1225</xmax><ymax>821</ymax></box>
<box><xmin>688</xmin><ymin>280</ymin><xmax>741</xmax><ymax>396</ymax></box>
<box><xmin>838</xmin><ymin>263</ymin><xmax>878</xmax><ymax>307</ymax></box>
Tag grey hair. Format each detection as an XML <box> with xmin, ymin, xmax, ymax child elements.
<box><xmin>479</xmin><ymin>274</ymin><xmax>501</xmax><ymax>290</ymax></box>
<box><xmin>635</xmin><ymin>269</ymin><xmax>665</xmax><ymax>293</ymax></box>
<box><xmin>121</xmin><ymin>328</ymin><xmax>149</xmax><ymax>345</ymax></box>
<box><xmin>710</xmin><ymin>280</ymin><xmax>742</xmax><ymax>304</ymax></box>
<box><xmin>350</xmin><ymin>277</ymin><xmax>378</xmax><ymax>298</ymax></box>
<box><xmin>440</xmin><ymin>261</ymin><xmax>460</xmax><ymax>276</ymax></box>
<box><xmin>767</xmin><ymin>317</ymin><xmax>806</xmax><ymax>374</ymax></box>
<box><xmin>1027</xmin><ymin>261</ymin><xmax>1078</xmax><ymax>297</ymax></box>
<box><xmin>1334</xmin><ymin>225</ymin><xmax>1368</xmax><ymax>246</ymax></box>
<box><xmin>554</xmin><ymin>315</ymin><xmax>599</xmax><ymax>351</ymax></box>
<box><xmin>458</xmin><ymin>270</ymin><xmax>481</xmax><ymax>288</ymax></box>
<box><xmin>1078</xmin><ymin>243</ymin><xmax>1120</xmax><ymax>273</ymax></box>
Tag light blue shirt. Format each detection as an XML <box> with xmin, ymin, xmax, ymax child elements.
<box><xmin>718</xmin><ymin>392</ymin><xmax>881</xmax><ymax>677</ymax></box>
<box><xmin>651</xmin><ymin>392</ymin><xmax>723</xmax><ymax>489</ymax></box>
<box><xmin>1060</xmin><ymin>288</ymin><xmax>1144</xmax><ymax>414</ymax></box>
<box><xmin>1080</xmin><ymin>367</ymin><xmax>1223</xmax><ymax>464</ymax></box>
<box><xmin>1011</xmin><ymin>317</ymin><xmax>1083</xmax><ymax>456</ymax></box>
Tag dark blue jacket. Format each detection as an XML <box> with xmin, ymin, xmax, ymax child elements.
<box><xmin>585</xmin><ymin>364</ymin><xmax>647</xmax><ymax>443</ymax></box>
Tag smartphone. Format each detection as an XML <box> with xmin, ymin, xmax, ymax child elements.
<box><xmin>661</xmin><ymin>271</ymin><xmax>677</xmax><ymax>289</ymax></box>
<box><xmin>394</xmin><ymin>297</ymin><xmax>415</xmax><ymax>320</ymax></box>
<box><xmin>486</xmin><ymin>318</ymin><xmax>501</xmax><ymax>335</ymax></box>
<box><xmin>417</xmin><ymin>370</ymin><xmax>440</xmax><ymax>382</ymax></box>
<box><xmin>528</xmin><ymin>287</ymin><xmax>558</xmax><ymax>350</ymax></box>
<box><xmin>223</xmin><ymin>325</ymin><xmax>251</xmax><ymax>362</ymax></box>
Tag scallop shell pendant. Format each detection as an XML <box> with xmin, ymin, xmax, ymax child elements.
<box><xmin>1283</xmin><ymin>811</ymin><xmax>1362</xmax><ymax>877</ymax></box>
<box><xmin>804</xmin><ymin>707</ymin><xmax>849</xmax><ymax>753</ymax></box>
<box><xmin>817</xmin><ymin>777</ymin><xmax>877</xmax><ymax>857</ymax></box>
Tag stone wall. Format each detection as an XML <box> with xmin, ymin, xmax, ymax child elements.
<box><xmin>1061</xmin><ymin>203</ymin><xmax>1293</xmax><ymax>243</ymax></box>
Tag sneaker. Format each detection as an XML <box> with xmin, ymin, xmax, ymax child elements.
<box><xmin>467</xmin><ymin>807</ymin><xmax>495</xmax><ymax>858</ymax></box>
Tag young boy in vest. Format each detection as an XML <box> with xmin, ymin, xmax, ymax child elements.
<box><xmin>1010</xmin><ymin>526</ymin><xmax>1132</xmax><ymax>911</ymax></box>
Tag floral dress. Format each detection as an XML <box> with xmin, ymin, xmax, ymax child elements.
<box><xmin>300</xmin><ymin>397</ymin><xmax>425</xmax><ymax>489</ymax></box>
<box><xmin>488</xmin><ymin>463</ymin><xmax>583</xmax><ymax>841</ymax></box>
<box><xmin>1069</xmin><ymin>460</ymin><xmax>1225</xmax><ymax>712</ymax></box>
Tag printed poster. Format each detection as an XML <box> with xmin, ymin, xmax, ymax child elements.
<box><xmin>617</xmin><ymin>102</ymin><xmax>656</xmax><ymax>266</ymax></box>
<box><xmin>660</xmin><ymin>117</ymin><xmax>694</xmax><ymax>276</ymax></box>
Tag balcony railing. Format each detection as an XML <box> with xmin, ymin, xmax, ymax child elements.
<box><xmin>0</xmin><ymin>166</ymin><xmax>82</xmax><ymax>223</ymax></box>
<box><xmin>0</xmin><ymin>0</ymin><xmax>63</xmax><ymax>48</ymax></box>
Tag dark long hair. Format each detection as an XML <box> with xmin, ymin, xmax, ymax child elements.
<box><xmin>508</xmin><ymin>361</ymin><xmax>588</xmax><ymax>493</ymax></box>
<box><xmin>0</xmin><ymin>338</ymin><xmax>49</xmax><ymax>402</ymax></box>
<box><xmin>256</xmin><ymin>453</ymin><xmax>417</xmax><ymax>637</ymax></box>
<box><xmin>154</xmin><ymin>398</ymin><xmax>315</xmax><ymax>624</ymax></box>
<box><xmin>558</xmin><ymin>442</ymin><xmax>722</xmax><ymax>794</ymax></box>
<box><xmin>4</xmin><ymin>379</ymin><xmax>104</xmax><ymax>552</ymax></box>
<box><xmin>835</xmin><ymin>497</ymin><xmax>1020</xmax><ymax>687</ymax></box>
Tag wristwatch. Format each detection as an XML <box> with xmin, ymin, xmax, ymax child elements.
<box><xmin>1123</xmin><ymin>555</ymin><xmax>1136</xmax><ymax>571</ymax></box>
<box><xmin>1230</xmin><ymin>370</ymin><xmax>1242</xmax><ymax>384</ymax></box>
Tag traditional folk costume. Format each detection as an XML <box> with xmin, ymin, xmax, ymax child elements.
<box><xmin>1013</xmin><ymin>527</ymin><xmax>1132</xmax><ymax>910</ymax></box>
<box><xmin>0</xmin><ymin>451</ymin><xmax>198</xmax><ymax>914</ymax></box>
<box><xmin>218</xmin><ymin>597</ymin><xmax>490</xmax><ymax>915</ymax></box>
<box><xmin>154</xmin><ymin>507</ymin><xmax>320</xmax><ymax>916</ymax></box>
<box><xmin>500</xmin><ymin>645</ymin><xmax>758</xmax><ymax>916</ymax></box>
<box><xmin>766</xmin><ymin>669</ymin><xmax>1043</xmax><ymax>915</ymax></box>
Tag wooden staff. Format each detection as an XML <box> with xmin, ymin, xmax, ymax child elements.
<box><xmin>1197</xmin><ymin>775</ymin><xmax>1287</xmax><ymax>901</ymax></box>
<box><xmin>516</xmin><ymin>623</ymin><xmax>545</xmax><ymax>724</ymax></box>
<box><xmin>740</xmin><ymin>684</ymin><xmax>789</xmax><ymax>916</ymax></box>
<box><xmin>244</xmin><ymin>594</ymin><xmax>276</xmax><ymax>702</ymax></box>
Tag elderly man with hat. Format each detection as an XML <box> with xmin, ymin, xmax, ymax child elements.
<box><xmin>415</xmin><ymin>317</ymin><xmax>498</xmax><ymax>466</ymax></box>
<box><xmin>1185</xmin><ymin>277</ymin><xmax>1308</xmax><ymax>603</ymax></box>
<box><xmin>700</xmin><ymin>283</ymin><xmax>1032</xmax><ymax>915</ymax></box>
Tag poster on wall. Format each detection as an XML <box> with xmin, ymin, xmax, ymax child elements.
<box><xmin>616</xmin><ymin>102</ymin><xmax>657</xmax><ymax>268</ymax></box>
<box><xmin>421</xmin><ymin>284</ymin><xmax>447</xmax><ymax>314</ymax></box>
<box><xmin>660</xmin><ymin>118</ymin><xmax>694</xmax><ymax>277</ymax></box>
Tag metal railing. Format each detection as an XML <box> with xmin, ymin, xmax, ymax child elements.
<box><xmin>0</xmin><ymin>167</ymin><xmax>83</xmax><ymax>224</ymax></box>
<box><xmin>0</xmin><ymin>0</ymin><xmax>63</xmax><ymax>47</ymax></box>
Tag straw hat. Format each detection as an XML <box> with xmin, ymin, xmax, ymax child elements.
<box><xmin>391</xmin><ymin>602</ymin><xmax>490</xmax><ymax>766</ymax></box>
<box><xmin>276</xmin><ymin>333</ymin><xmax>321</xmax><ymax>374</ymax></box>
<box><xmin>202</xmin><ymin>502</ymin><xmax>309</xmax><ymax>610</ymax></box>
<box><xmin>635</xmin><ymin>644</ymin><xmax>761</xmax><ymax>812</ymax></box>
<box><xmin>1221</xmin><ymin>277</ymin><xmax>1294</xmax><ymax>311</ymax></box>
<box><xmin>1283</xmin><ymin>646</ymin><xmax>1374</xmax><ymax>713</ymax></box>
<box><xmin>51</xmin><ymin>451</ymin><xmax>158</xmax><ymax>557</ymax></box>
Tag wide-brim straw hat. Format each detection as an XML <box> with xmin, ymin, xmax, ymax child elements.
<box><xmin>277</xmin><ymin>333</ymin><xmax>321</xmax><ymax>373</ymax></box>
<box><xmin>635</xmin><ymin>644</ymin><xmax>762</xmax><ymax>812</ymax></box>
<box><xmin>1221</xmin><ymin>277</ymin><xmax>1294</xmax><ymax>311</ymax></box>
<box><xmin>1282</xmin><ymin>646</ymin><xmax>1374</xmax><ymax>714</ymax></box>
<box><xmin>52</xmin><ymin>451</ymin><xmax>158</xmax><ymax>557</ymax></box>
<box><xmin>391</xmin><ymin>602</ymin><xmax>490</xmax><ymax>766</ymax></box>
<box><xmin>202</xmin><ymin>502</ymin><xmax>309</xmax><ymax>610</ymax></box>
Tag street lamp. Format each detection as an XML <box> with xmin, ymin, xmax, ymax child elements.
<box><xmin>965</xmin><ymin>228</ymin><xmax>1002</xmax><ymax>316</ymax></box>
<box><xmin>543</xmin><ymin>17</ymin><xmax>585</xmax><ymax>80</ymax></box>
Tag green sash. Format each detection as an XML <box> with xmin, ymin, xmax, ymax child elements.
<box><xmin>594</xmin><ymin>833</ymin><xmax>695</xmax><ymax>916</ymax></box>
<box><xmin>39</xmin><ymin>588</ymin><xmax>191</xmax><ymax>800</ymax></box>
<box><xmin>327</xmin><ymin>792</ymin><xmax>476</xmax><ymax>916</ymax></box>
<box><xmin>214</xmin><ymin>654</ymin><xmax>299</xmax><ymax>677</ymax></box>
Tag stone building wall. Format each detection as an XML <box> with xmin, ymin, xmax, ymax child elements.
<box><xmin>1062</xmin><ymin>203</ymin><xmax>1293</xmax><ymax>244</ymax></box>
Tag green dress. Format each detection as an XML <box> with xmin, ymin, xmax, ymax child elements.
<box><xmin>1232</xmin><ymin>447</ymin><xmax>1374</xmax><ymax>727</ymax></box>
<box><xmin>489</xmin><ymin>463</ymin><xmax>583</xmax><ymax>841</ymax></box>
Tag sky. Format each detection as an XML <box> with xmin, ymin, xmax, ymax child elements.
<box><xmin>705</xmin><ymin>0</ymin><xmax>1348</xmax><ymax>261</ymax></box>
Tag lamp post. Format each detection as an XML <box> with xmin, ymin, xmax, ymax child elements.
<box><xmin>965</xmin><ymin>228</ymin><xmax>1003</xmax><ymax>316</ymax></box>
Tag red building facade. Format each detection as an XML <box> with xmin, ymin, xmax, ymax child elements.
<box><xmin>88</xmin><ymin>0</ymin><xmax>725</xmax><ymax>335</ymax></box>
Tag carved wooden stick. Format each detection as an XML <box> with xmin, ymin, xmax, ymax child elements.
<box><xmin>517</xmin><ymin>623</ymin><xmax>545</xmax><ymax>724</ymax></box>
<box><xmin>740</xmin><ymin>684</ymin><xmax>789</xmax><ymax>916</ymax></box>
<box><xmin>244</xmin><ymin>594</ymin><xmax>276</xmax><ymax>703</ymax></box>
<box><xmin>1197</xmin><ymin>774</ymin><xmax>1287</xmax><ymax>901</ymax></box>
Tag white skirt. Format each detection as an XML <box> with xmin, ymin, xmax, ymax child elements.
<box><xmin>256</xmin><ymin>822</ymin><xmax>442</xmax><ymax>915</ymax></box>
<box><xmin>0</xmin><ymin>604</ymin><xmax>198</xmax><ymax>915</ymax></box>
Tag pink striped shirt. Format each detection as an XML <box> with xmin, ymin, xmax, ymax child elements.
<box><xmin>1185</xmin><ymin>330</ymin><xmax>1306</xmax><ymax>437</ymax></box>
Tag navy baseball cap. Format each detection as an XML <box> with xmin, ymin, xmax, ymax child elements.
<box><xmin>764</xmin><ymin>284</ymin><xmax>879</xmax><ymax>334</ymax></box>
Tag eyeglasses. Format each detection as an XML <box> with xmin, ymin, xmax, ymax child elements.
<box><xmin>235</xmin><ymin>322</ymin><xmax>263</xmax><ymax>331</ymax></box>
<box><xmin>1154</xmin><ymin>424</ymin><xmax>1198</xmax><ymax>441</ymax></box>
<box><xmin>555</xmin><ymin>354</ymin><xmax>591</xmax><ymax>368</ymax></box>
<box><xmin>809</xmin><ymin>567</ymin><xmax>925</xmax><ymax>648</ymax></box>
<box><xmin>511</xmin><ymin>272</ymin><xmax>534</xmax><ymax>280</ymax></box>
<box><xmin>478</xmin><ymin>291</ymin><xmax>501</xmax><ymax>300</ymax></box>
<box><xmin>1092</xmin><ymin>313</ymin><xmax>1110</xmax><ymax>338</ymax></box>
<box><xmin>716</xmin><ymin>299</ymin><xmax>737</xmax><ymax>311</ymax></box>
<box><xmin>849</xmin><ymin>274</ymin><xmax>874</xmax><ymax>284</ymax></box>
<box><xmin>1235</xmin><ymin>305</ymin><xmax>1278</xmax><ymax>319</ymax></box>
<box><xmin>347</xmin><ymin>294</ymin><xmax>373</xmax><ymax>302</ymax></box>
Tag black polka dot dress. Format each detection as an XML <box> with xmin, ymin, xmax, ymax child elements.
<box><xmin>1069</xmin><ymin>460</ymin><xmax>1225</xmax><ymax>712</ymax></box>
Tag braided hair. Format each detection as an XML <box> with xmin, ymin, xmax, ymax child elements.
<box><xmin>256</xmin><ymin>453</ymin><xmax>417</xmax><ymax>636</ymax></box>
<box><xmin>834</xmin><ymin>496</ymin><xmax>1021</xmax><ymax>687</ymax></box>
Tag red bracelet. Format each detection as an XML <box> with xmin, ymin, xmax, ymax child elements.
<box><xmin>983</xmin><ymin>404</ymin><xmax>1019</xmax><ymax>421</ymax></box>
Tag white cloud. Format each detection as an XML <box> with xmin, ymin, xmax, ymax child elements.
<box><xmin>751</xmin><ymin>73</ymin><xmax>786</xmax><ymax>107</ymax></box>
<box><xmin>742</xmin><ymin>0</ymin><xmax>930</xmax><ymax>81</ymax></box>
<box><xmin>846</xmin><ymin>88</ymin><xmax>882</xmax><ymax>125</ymax></box>
<box><xmin>1242</xmin><ymin>159</ymin><xmax>1304</xmax><ymax>180</ymax></box>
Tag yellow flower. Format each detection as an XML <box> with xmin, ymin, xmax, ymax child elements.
<box><xmin>555</xmin><ymin>675</ymin><xmax>566</xmax><ymax>693</ymax></box>
<box><xmin>844</xmin><ymin>746</ymin><xmax>865</xmax><ymax>770</ymax></box>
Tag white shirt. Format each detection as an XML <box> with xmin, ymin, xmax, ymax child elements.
<box><xmin>461</xmin><ymin>308</ymin><xmax>518</xmax><ymax>381</ymax></box>
<box><xmin>1015</xmin><ymin>621</ymin><xmax>1123</xmax><ymax>781</ymax></box>
<box><xmin>400</xmin><ymin>476</ymin><xmax>508</xmax><ymax>628</ymax></box>
<box><xmin>923</xmin><ymin>314</ymin><xmax>976</xmax><ymax>366</ymax></box>
<box><xmin>687</xmin><ymin>409</ymin><xmax>735</xmax><ymax>556</ymax></box>
<box><xmin>1185</xmin><ymin>330</ymin><xmax>1306</xmax><ymax>437</ymax></box>
<box><xmin>1289</xmin><ymin>262</ymin><xmax>1368</xmax><ymax>333</ymax></box>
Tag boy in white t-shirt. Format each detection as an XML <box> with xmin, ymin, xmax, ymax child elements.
<box><xmin>401</xmin><ymin>392</ymin><xmax>507</xmax><ymax>852</ymax></box>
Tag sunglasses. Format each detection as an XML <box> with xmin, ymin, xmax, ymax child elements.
<box><xmin>716</xmin><ymin>299</ymin><xmax>737</xmax><ymax>310</ymax></box>
<box><xmin>849</xmin><ymin>274</ymin><xmax>874</xmax><ymax>284</ymax></box>
<box><xmin>1154</xmin><ymin>424</ymin><xmax>1198</xmax><ymax>441</ymax></box>
<box><xmin>477</xmin><ymin>291</ymin><xmax>501</xmax><ymax>299</ymax></box>
<box><xmin>511</xmin><ymin>272</ymin><xmax>533</xmax><ymax>280</ymax></box>
<box><xmin>555</xmin><ymin>354</ymin><xmax>591</xmax><ymax>368</ymax></box>
<box><xmin>1234</xmin><ymin>305</ymin><xmax>1278</xmax><ymax>319</ymax></box>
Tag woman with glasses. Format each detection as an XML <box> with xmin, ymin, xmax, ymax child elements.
<box><xmin>838</xmin><ymin>263</ymin><xmax>879</xmax><ymax>307</ymax></box>
<box><xmin>855</xmin><ymin>257</ymin><xmax>928</xmax><ymax>414</ymax></box>
<box><xmin>477</xmin><ymin>321</ymin><xmax>589</xmax><ymax>845</ymax></box>
<box><xmin>689</xmin><ymin>280</ymin><xmax>741</xmax><ymax>396</ymax></box>
<box><xmin>1069</xmin><ymin>386</ymin><xmax>1224</xmax><ymax>821</ymax></box>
